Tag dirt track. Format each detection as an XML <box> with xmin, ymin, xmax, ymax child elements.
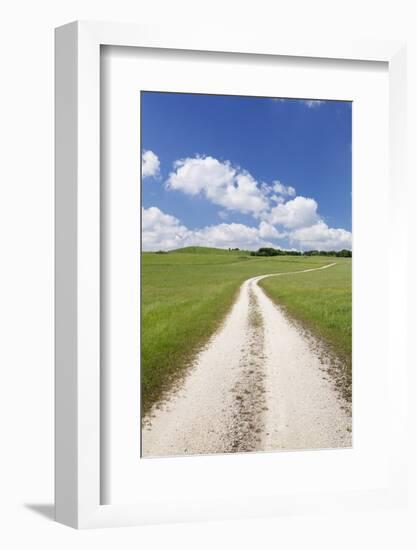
<box><xmin>142</xmin><ymin>264</ymin><xmax>352</xmax><ymax>457</ymax></box>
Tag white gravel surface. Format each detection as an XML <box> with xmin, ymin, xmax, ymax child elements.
<box><xmin>142</xmin><ymin>263</ymin><xmax>352</xmax><ymax>457</ymax></box>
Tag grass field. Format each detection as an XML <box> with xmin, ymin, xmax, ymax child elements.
<box><xmin>171</xmin><ymin>246</ymin><xmax>249</xmax><ymax>255</ymax></box>
<box><xmin>141</xmin><ymin>247</ymin><xmax>351</xmax><ymax>415</ymax></box>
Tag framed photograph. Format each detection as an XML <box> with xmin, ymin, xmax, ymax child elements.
<box><xmin>55</xmin><ymin>21</ymin><xmax>407</xmax><ymax>528</ymax></box>
<box><xmin>139</xmin><ymin>90</ymin><xmax>353</xmax><ymax>460</ymax></box>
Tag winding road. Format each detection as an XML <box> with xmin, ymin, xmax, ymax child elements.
<box><xmin>142</xmin><ymin>263</ymin><xmax>352</xmax><ymax>457</ymax></box>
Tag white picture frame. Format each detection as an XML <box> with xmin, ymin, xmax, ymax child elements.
<box><xmin>55</xmin><ymin>20</ymin><xmax>407</xmax><ymax>529</ymax></box>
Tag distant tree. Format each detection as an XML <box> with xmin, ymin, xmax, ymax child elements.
<box><xmin>336</xmin><ymin>249</ymin><xmax>352</xmax><ymax>257</ymax></box>
<box><xmin>303</xmin><ymin>249</ymin><xmax>352</xmax><ymax>257</ymax></box>
<box><xmin>250</xmin><ymin>247</ymin><xmax>351</xmax><ymax>258</ymax></box>
<box><xmin>251</xmin><ymin>247</ymin><xmax>285</xmax><ymax>257</ymax></box>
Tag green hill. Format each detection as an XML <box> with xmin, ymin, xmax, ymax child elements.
<box><xmin>171</xmin><ymin>246</ymin><xmax>249</xmax><ymax>255</ymax></box>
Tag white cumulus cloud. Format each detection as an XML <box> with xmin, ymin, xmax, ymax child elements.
<box><xmin>142</xmin><ymin>150</ymin><xmax>160</xmax><ymax>178</ymax></box>
<box><xmin>166</xmin><ymin>156</ymin><xmax>269</xmax><ymax>215</ymax></box>
<box><xmin>258</xmin><ymin>221</ymin><xmax>286</xmax><ymax>240</ymax></box>
<box><xmin>145</xmin><ymin>154</ymin><xmax>351</xmax><ymax>252</ymax></box>
<box><xmin>142</xmin><ymin>206</ymin><xmax>189</xmax><ymax>250</ymax></box>
<box><xmin>289</xmin><ymin>221</ymin><xmax>352</xmax><ymax>251</ymax></box>
<box><xmin>272</xmin><ymin>181</ymin><xmax>296</xmax><ymax>196</ymax></box>
<box><xmin>265</xmin><ymin>196</ymin><xmax>319</xmax><ymax>229</ymax></box>
<box><xmin>193</xmin><ymin>223</ymin><xmax>270</xmax><ymax>249</ymax></box>
<box><xmin>141</xmin><ymin>206</ymin><xmax>285</xmax><ymax>251</ymax></box>
<box><xmin>303</xmin><ymin>99</ymin><xmax>325</xmax><ymax>109</ymax></box>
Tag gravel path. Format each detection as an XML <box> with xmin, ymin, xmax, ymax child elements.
<box><xmin>142</xmin><ymin>264</ymin><xmax>352</xmax><ymax>457</ymax></box>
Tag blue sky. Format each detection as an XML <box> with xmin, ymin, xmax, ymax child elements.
<box><xmin>141</xmin><ymin>91</ymin><xmax>352</xmax><ymax>252</ymax></box>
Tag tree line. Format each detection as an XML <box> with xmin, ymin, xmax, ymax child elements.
<box><xmin>249</xmin><ymin>247</ymin><xmax>352</xmax><ymax>257</ymax></box>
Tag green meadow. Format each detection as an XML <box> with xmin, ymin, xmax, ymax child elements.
<box><xmin>141</xmin><ymin>248</ymin><xmax>351</xmax><ymax>415</ymax></box>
